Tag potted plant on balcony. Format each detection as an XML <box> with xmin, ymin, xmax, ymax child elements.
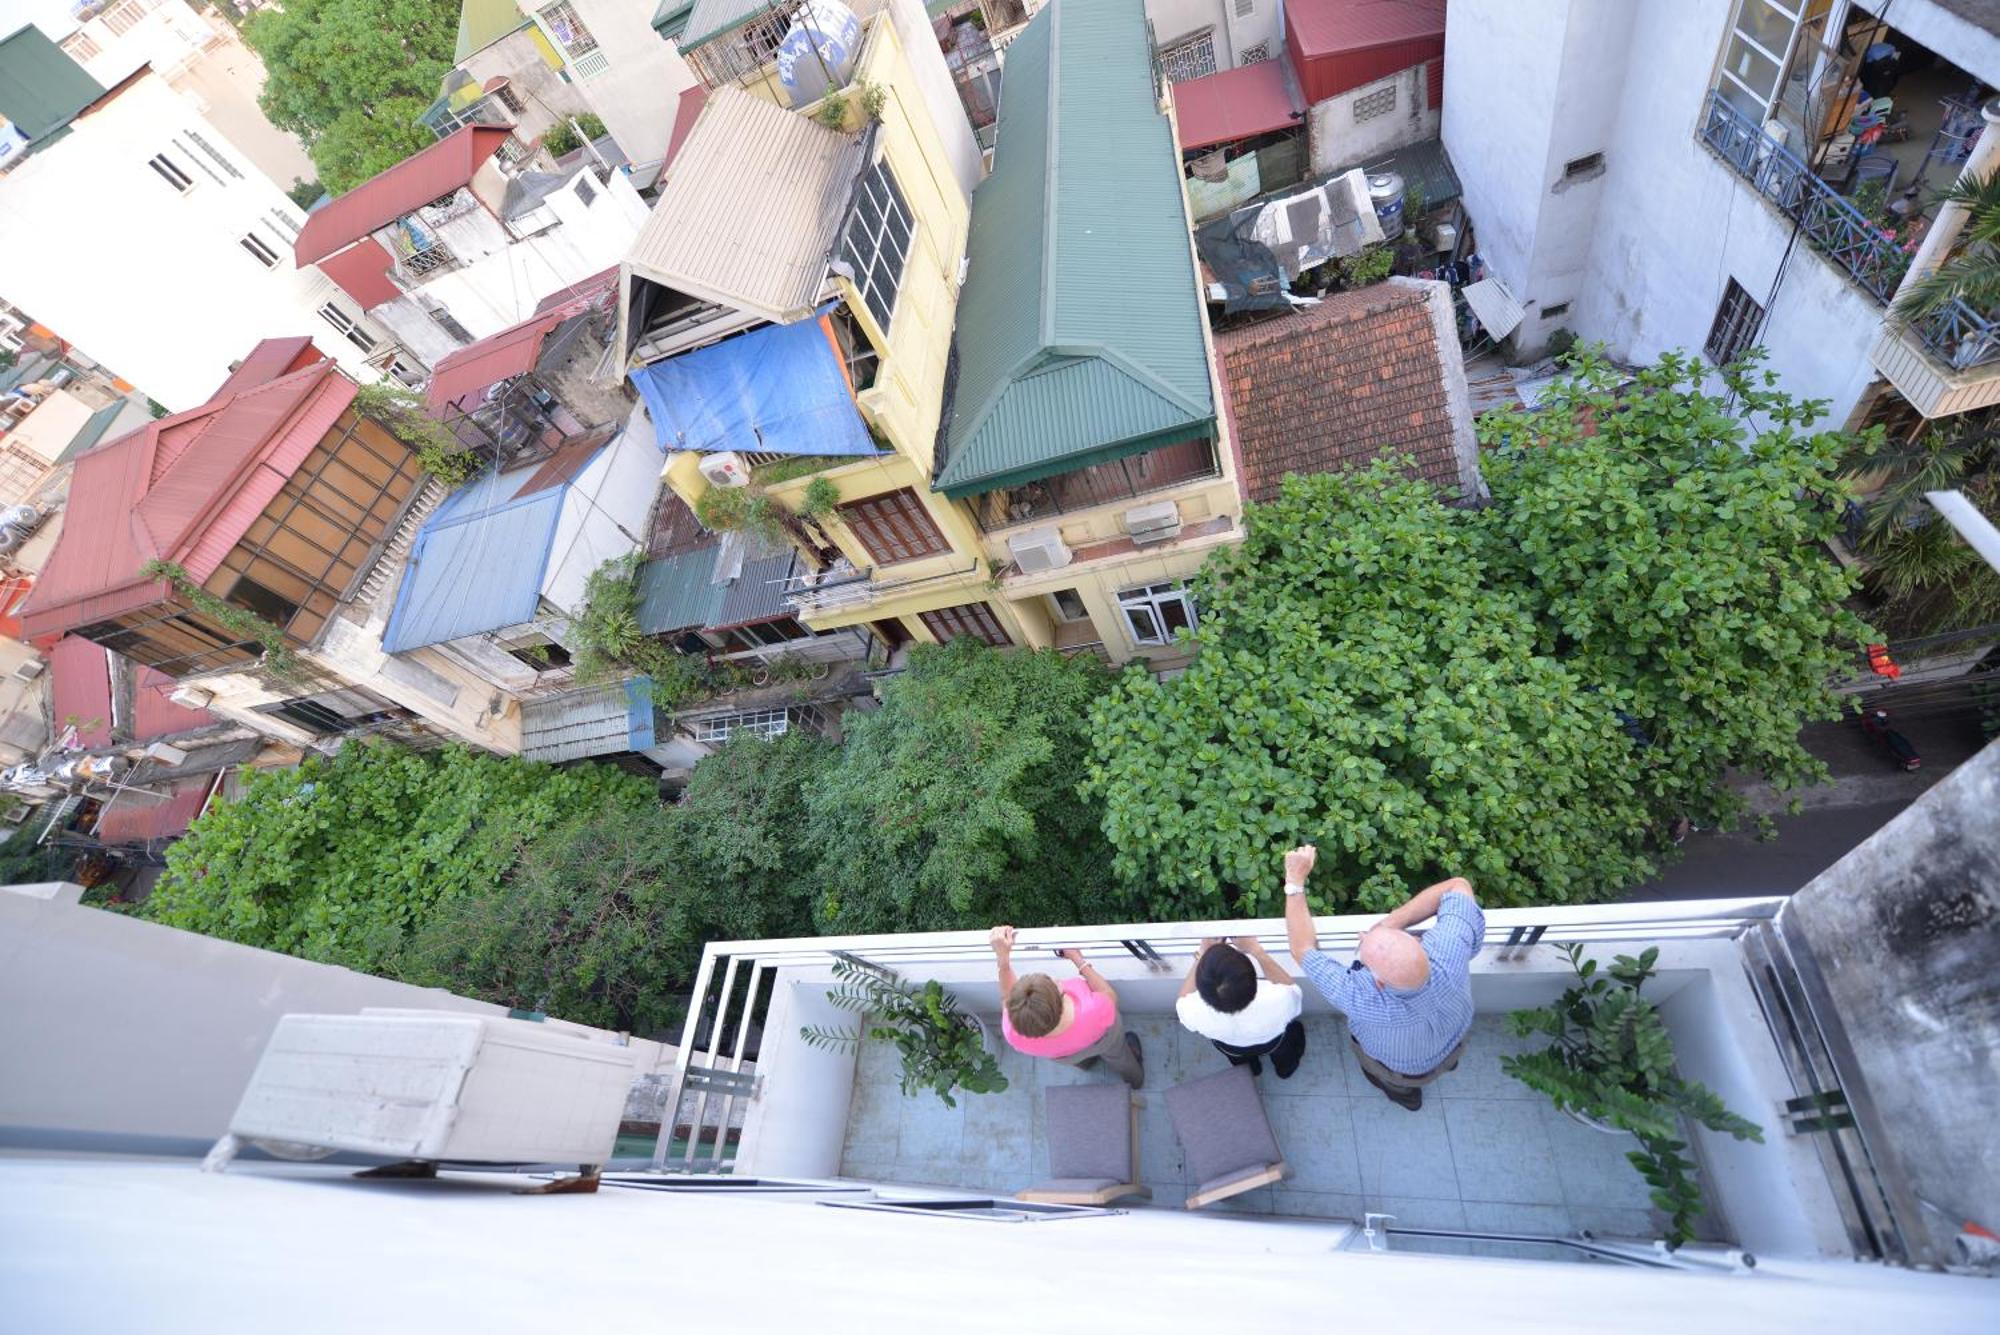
<box><xmin>802</xmin><ymin>960</ymin><xmax>1008</xmax><ymax>1108</ymax></box>
<box><xmin>1501</xmin><ymin>943</ymin><xmax>1763</xmax><ymax>1249</ymax></box>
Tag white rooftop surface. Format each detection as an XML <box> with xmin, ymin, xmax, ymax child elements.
<box><xmin>0</xmin><ymin>1157</ymin><xmax>1994</xmax><ymax>1333</ymax></box>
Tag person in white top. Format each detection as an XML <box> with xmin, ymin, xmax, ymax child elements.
<box><xmin>1174</xmin><ymin>936</ymin><xmax>1307</xmax><ymax>1079</ymax></box>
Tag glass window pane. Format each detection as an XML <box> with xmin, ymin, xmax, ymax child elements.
<box><xmin>1734</xmin><ymin>0</ymin><xmax>1796</xmax><ymax>58</ymax></box>
<box><xmin>1159</xmin><ymin>594</ymin><xmax>1193</xmax><ymax>636</ymax></box>
<box><xmin>1124</xmin><ymin>606</ymin><xmax>1161</xmax><ymax>645</ymax></box>
<box><xmin>1723</xmin><ymin>35</ymin><xmax>1780</xmax><ymax>102</ymax></box>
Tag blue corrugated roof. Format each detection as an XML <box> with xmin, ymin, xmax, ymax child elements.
<box><xmin>382</xmin><ymin>488</ymin><xmax>564</xmax><ymax>652</ymax></box>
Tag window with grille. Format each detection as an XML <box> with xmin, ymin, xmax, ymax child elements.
<box><xmin>1238</xmin><ymin>41</ymin><xmax>1271</xmax><ymax>64</ymax></box>
<box><xmin>1158</xmin><ymin>31</ymin><xmax>1217</xmax><ymax>83</ymax></box>
<box><xmin>425</xmin><ymin>305</ymin><xmax>475</xmax><ymax>345</ymax></box>
<box><xmin>1117</xmin><ymin>581</ymin><xmax>1197</xmax><ymax>647</ymax></box>
<box><xmin>839</xmin><ymin>160</ymin><xmax>913</xmax><ymax>333</ymax></box>
<box><xmin>694</xmin><ymin>708</ymin><xmax>793</xmax><ymax>743</ymax></box>
<box><xmin>60</xmin><ymin>32</ymin><xmax>102</xmax><ymax>62</ymax></box>
<box><xmin>147</xmin><ymin>153</ymin><xmax>194</xmax><ymax>193</ymax></box>
<box><xmin>493</xmin><ymin>83</ymin><xmax>526</xmax><ymax>114</ymax></box>
<box><xmin>918</xmin><ymin>602</ymin><xmax>1011</xmax><ymax>648</ymax></box>
<box><xmin>316</xmin><ymin>302</ymin><xmax>378</xmax><ymax>354</ymax></box>
<box><xmin>1353</xmin><ymin>84</ymin><xmax>1398</xmax><ymax>122</ymax></box>
<box><xmin>239</xmin><ymin>233</ymin><xmax>280</xmax><ymax>268</ymax></box>
<box><xmin>1704</xmin><ymin>278</ymin><xmax>1763</xmax><ymax>365</ymax></box>
<box><xmin>101</xmin><ymin>0</ymin><xmax>149</xmax><ymax>37</ymax></box>
<box><xmin>261</xmin><ymin>686</ymin><xmax>405</xmax><ymax>737</ymax></box>
<box><xmin>837</xmin><ymin>488</ymin><xmax>949</xmax><ymax>565</ymax></box>
<box><xmin>536</xmin><ymin>1</ymin><xmax>599</xmax><ymax>56</ymax></box>
<box><xmin>574</xmin><ymin>177</ymin><xmax>597</xmax><ymax>207</ymax></box>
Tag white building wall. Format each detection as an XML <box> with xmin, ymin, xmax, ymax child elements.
<box><xmin>542</xmin><ymin>429</ymin><xmax>663</xmax><ymax>616</ymax></box>
<box><xmin>458</xmin><ymin>29</ymin><xmax>595</xmax><ymax>152</ymax></box>
<box><xmin>1146</xmin><ymin>0</ymin><xmax>1283</xmax><ymax>71</ymax></box>
<box><xmin>1306</xmin><ymin>63</ymin><xmax>1441</xmax><ymax>177</ymax></box>
<box><xmin>0</xmin><ymin>75</ymin><xmax>394</xmax><ymax>411</ymax></box>
<box><xmin>61</xmin><ymin>0</ymin><xmax>216</xmax><ymax>84</ymax></box>
<box><xmin>888</xmin><ymin>0</ymin><xmax>982</xmax><ymax>200</ymax></box>
<box><xmin>551</xmin><ymin>0</ymin><xmax>699</xmax><ymax>169</ymax></box>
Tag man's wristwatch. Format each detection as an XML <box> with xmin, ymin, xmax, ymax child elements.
<box><xmin>1284</xmin><ymin>882</ymin><xmax>1307</xmax><ymax>897</ymax></box>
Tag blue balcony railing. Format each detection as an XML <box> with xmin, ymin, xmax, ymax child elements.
<box><xmin>1698</xmin><ymin>92</ymin><xmax>1911</xmax><ymax>303</ymax></box>
<box><xmin>1907</xmin><ymin>295</ymin><xmax>2000</xmax><ymax>371</ymax></box>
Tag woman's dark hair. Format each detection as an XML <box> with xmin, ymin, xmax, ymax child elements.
<box><xmin>1196</xmin><ymin>944</ymin><xmax>1258</xmax><ymax>1014</ymax></box>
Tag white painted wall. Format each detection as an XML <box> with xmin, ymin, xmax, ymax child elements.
<box><xmin>887</xmin><ymin>0</ymin><xmax>982</xmax><ymax>200</ymax></box>
<box><xmin>552</xmin><ymin>0</ymin><xmax>699</xmax><ymax>169</ymax></box>
<box><xmin>1441</xmin><ymin>0</ymin><xmax>1976</xmax><ymax>424</ymax></box>
<box><xmin>3</xmin><ymin>1156</ymin><xmax>1994</xmax><ymax>1332</ymax></box>
<box><xmin>1146</xmin><ymin>0</ymin><xmax>1282</xmax><ymax>70</ymax></box>
<box><xmin>0</xmin><ymin>75</ymin><xmax>393</xmax><ymax>410</ymax></box>
<box><xmin>1306</xmin><ymin>63</ymin><xmax>1440</xmax><ymax>177</ymax></box>
<box><xmin>61</xmin><ymin>0</ymin><xmax>215</xmax><ymax>84</ymax></box>
<box><xmin>542</xmin><ymin>428</ymin><xmax>663</xmax><ymax>615</ymax></box>
<box><xmin>458</xmin><ymin>29</ymin><xmax>595</xmax><ymax>153</ymax></box>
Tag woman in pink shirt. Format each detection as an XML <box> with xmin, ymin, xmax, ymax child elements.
<box><xmin>988</xmin><ymin>925</ymin><xmax>1144</xmax><ymax>1088</ymax></box>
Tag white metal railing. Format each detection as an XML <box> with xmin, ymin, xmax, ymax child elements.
<box><xmin>651</xmin><ymin>898</ymin><xmax>1787</xmax><ymax>1171</ymax></box>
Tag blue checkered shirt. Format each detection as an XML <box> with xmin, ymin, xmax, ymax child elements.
<box><xmin>1300</xmin><ymin>892</ymin><xmax>1486</xmax><ymax>1076</ymax></box>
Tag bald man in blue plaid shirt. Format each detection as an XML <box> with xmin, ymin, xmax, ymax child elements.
<box><xmin>1282</xmin><ymin>846</ymin><xmax>1486</xmax><ymax>1112</ymax></box>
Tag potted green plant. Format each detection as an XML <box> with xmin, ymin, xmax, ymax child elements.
<box><xmin>802</xmin><ymin>960</ymin><xmax>1008</xmax><ymax>1108</ymax></box>
<box><xmin>1501</xmin><ymin>944</ymin><xmax>1763</xmax><ymax>1249</ymax></box>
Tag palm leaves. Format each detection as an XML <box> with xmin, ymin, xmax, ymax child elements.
<box><xmin>800</xmin><ymin>960</ymin><xmax>1008</xmax><ymax>1108</ymax></box>
<box><xmin>1893</xmin><ymin>169</ymin><xmax>2000</xmax><ymax>321</ymax></box>
<box><xmin>1502</xmin><ymin>944</ymin><xmax>1763</xmax><ymax>1249</ymax></box>
<box><xmin>1842</xmin><ymin>422</ymin><xmax>2000</xmax><ymax>636</ymax></box>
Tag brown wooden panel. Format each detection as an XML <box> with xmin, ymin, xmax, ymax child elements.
<box><xmin>838</xmin><ymin>488</ymin><xmax>949</xmax><ymax>565</ymax></box>
<box><xmin>919</xmin><ymin>601</ymin><xmax>1010</xmax><ymax>647</ymax></box>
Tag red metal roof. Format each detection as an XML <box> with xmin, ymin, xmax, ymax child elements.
<box><xmin>0</xmin><ymin>573</ymin><xmax>33</xmax><ymax>640</ymax></box>
<box><xmin>132</xmin><ymin>665</ymin><xmax>214</xmax><ymax>740</ymax></box>
<box><xmin>425</xmin><ymin>269</ymin><xmax>617</xmax><ymax>412</ymax></box>
<box><xmin>19</xmin><ymin>361</ymin><xmax>358</xmax><ymax>641</ymax></box>
<box><xmin>1175</xmin><ymin>58</ymin><xmax>1303</xmax><ymax>151</ymax></box>
<box><xmin>93</xmin><ymin>774</ymin><xmax>215</xmax><ymax>845</ymax></box>
<box><xmin>294</xmin><ymin>124</ymin><xmax>513</xmax><ymax>266</ymax></box>
<box><xmin>316</xmin><ymin>238</ymin><xmax>403</xmax><ymax>310</ymax></box>
<box><xmin>49</xmin><ymin>637</ymin><xmax>113</xmax><ymax>748</ymax></box>
<box><xmin>211</xmin><ymin>337</ymin><xmax>324</xmax><ymax>400</ymax></box>
<box><xmin>1286</xmin><ymin>0</ymin><xmax>1445</xmax><ymax>104</ymax></box>
<box><xmin>664</xmin><ymin>85</ymin><xmax>709</xmax><ymax>171</ymax></box>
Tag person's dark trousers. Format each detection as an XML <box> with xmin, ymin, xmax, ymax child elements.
<box><xmin>1211</xmin><ymin>1019</ymin><xmax>1306</xmax><ymax>1079</ymax></box>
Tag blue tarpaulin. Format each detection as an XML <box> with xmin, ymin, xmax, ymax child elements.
<box><xmin>628</xmin><ymin>311</ymin><xmax>881</xmax><ymax>458</ymax></box>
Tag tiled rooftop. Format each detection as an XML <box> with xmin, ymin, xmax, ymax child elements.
<box><xmin>1215</xmin><ymin>279</ymin><xmax>1472</xmax><ymax>504</ymax></box>
<box><xmin>840</xmin><ymin>1010</ymin><xmax>1675</xmax><ymax>1237</ymax></box>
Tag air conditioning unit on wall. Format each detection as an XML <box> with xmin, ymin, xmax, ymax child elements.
<box><xmin>697</xmin><ymin>451</ymin><xmax>752</xmax><ymax>489</ymax></box>
<box><xmin>1122</xmin><ymin>500</ymin><xmax>1183</xmax><ymax>546</ymax></box>
<box><xmin>1007</xmin><ymin>526</ymin><xmax>1072</xmax><ymax>574</ymax></box>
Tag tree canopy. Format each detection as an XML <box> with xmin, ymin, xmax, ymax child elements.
<box><xmin>1087</xmin><ymin>351</ymin><xmax>1870</xmax><ymax>917</ymax></box>
<box><xmin>145</xmin><ymin>742</ymin><xmax>656</xmax><ymax>975</ymax></box>
<box><xmin>809</xmin><ymin>637</ymin><xmax>1127</xmax><ymax>934</ymax></box>
<box><xmin>245</xmin><ymin>0</ymin><xmax>458</xmax><ymax>193</ymax></box>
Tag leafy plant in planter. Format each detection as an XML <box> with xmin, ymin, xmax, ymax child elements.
<box><xmin>1502</xmin><ymin>944</ymin><xmax>1763</xmax><ymax>1249</ymax></box>
<box><xmin>801</xmin><ymin>960</ymin><xmax>1008</xmax><ymax>1108</ymax></box>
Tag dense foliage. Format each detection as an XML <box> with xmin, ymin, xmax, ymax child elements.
<box><xmin>1843</xmin><ymin>418</ymin><xmax>2000</xmax><ymax>637</ymax></box>
<box><xmin>245</xmin><ymin>0</ymin><xmax>456</xmax><ymax>193</ymax></box>
<box><xmin>399</xmin><ymin>733</ymin><xmax>831</xmax><ymax>1033</ymax></box>
<box><xmin>811</xmin><ymin>638</ymin><xmax>1125</xmax><ymax>933</ymax></box>
<box><xmin>541</xmin><ymin>113</ymin><xmax>608</xmax><ymax>159</ymax></box>
<box><xmin>146</xmin><ymin>743</ymin><xmax>654</xmax><ymax>976</ymax></box>
<box><xmin>1088</xmin><ymin>352</ymin><xmax>1869</xmax><ymax>916</ymax></box>
<box><xmin>1504</xmin><ymin>945</ymin><xmax>1763</xmax><ymax>1249</ymax></box>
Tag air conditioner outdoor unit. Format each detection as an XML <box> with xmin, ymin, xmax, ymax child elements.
<box><xmin>12</xmin><ymin>659</ymin><xmax>44</xmax><ymax>680</ymax></box>
<box><xmin>1007</xmin><ymin>526</ymin><xmax>1071</xmax><ymax>574</ymax></box>
<box><xmin>1122</xmin><ymin>499</ymin><xmax>1183</xmax><ymax>546</ymax></box>
<box><xmin>207</xmin><ymin>1011</ymin><xmax>637</xmax><ymax>1172</ymax></box>
<box><xmin>698</xmin><ymin>451</ymin><xmax>752</xmax><ymax>489</ymax></box>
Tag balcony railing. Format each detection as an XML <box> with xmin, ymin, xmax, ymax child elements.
<box><xmin>972</xmin><ymin>438</ymin><xmax>1219</xmax><ymax>533</ymax></box>
<box><xmin>1697</xmin><ymin>91</ymin><xmax>1911</xmax><ymax>303</ymax></box>
<box><xmin>1905</xmin><ymin>295</ymin><xmax>2000</xmax><ymax>371</ymax></box>
<box><xmin>783</xmin><ymin>559</ymin><xmax>981</xmax><ymax>615</ymax></box>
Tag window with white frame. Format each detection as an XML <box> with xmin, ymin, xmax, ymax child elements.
<box><xmin>694</xmin><ymin>708</ymin><xmax>793</xmax><ymax>744</ymax></box>
<box><xmin>1117</xmin><ymin>581</ymin><xmax>1197</xmax><ymax>647</ymax></box>
<box><xmin>838</xmin><ymin>160</ymin><xmax>913</xmax><ymax>333</ymax></box>
<box><xmin>239</xmin><ymin>233</ymin><xmax>280</xmax><ymax>268</ymax></box>
<box><xmin>1711</xmin><ymin>0</ymin><xmax>1819</xmax><ymax>125</ymax></box>
<box><xmin>60</xmin><ymin>32</ymin><xmax>102</xmax><ymax>63</ymax></box>
<box><xmin>100</xmin><ymin>0</ymin><xmax>152</xmax><ymax>38</ymax></box>
<box><xmin>147</xmin><ymin>152</ymin><xmax>194</xmax><ymax>193</ymax></box>
<box><xmin>1158</xmin><ymin>30</ymin><xmax>1217</xmax><ymax>83</ymax></box>
<box><xmin>536</xmin><ymin>1</ymin><xmax>599</xmax><ymax>57</ymax></box>
<box><xmin>316</xmin><ymin>302</ymin><xmax>378</xmax><ymax>354</ymax></box>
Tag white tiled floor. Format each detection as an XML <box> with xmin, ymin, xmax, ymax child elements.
<box><xmin>839</xmin><ymin>1012</ymin><xmax>1674</xmax><ymax>1240</ymax></box>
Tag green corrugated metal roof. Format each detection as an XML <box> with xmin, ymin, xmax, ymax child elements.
<box><xmin>635</xmin><ymin>545</ymin><xmax>726</xmax><ymax>635</ymax></box>
<box><xmin>0</xmin><ymin>26</ymin><xmax>105</xmax><ymax>151</ymax></box>
<box><xmin>680</xmin><ymin>0</ymin><xmax>773</xmax><ymax>51</ymax></box>
<box><xmin>455</xmin><ymin>0</ymin><xmax>532</xmax><ymax>63</ymax></box>
<box><xmin>935</xmin><ymin>0</ymin><xmax>1214</xmax><ymax>498</ymax></box>
<box><xmin>652</xmin><ymin>0</ymin><xmax>697</xmax><ymax>39</ymax></box>
<box><xmin>54</xmin><ymin>400</ymin><xmax>128</xmax><ymax>464</ymax></box>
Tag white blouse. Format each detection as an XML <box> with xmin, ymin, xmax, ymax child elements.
<box><xmin>1175</xmin><ymin>980</ymin><xmax>1304</xmax><ymax>1047</ymax></box>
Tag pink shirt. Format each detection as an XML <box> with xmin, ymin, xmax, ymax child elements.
<box><xmin>1002</xmin><ymin>976</ymin><xmax>1117</xmax><ymax>1059</ymax></box>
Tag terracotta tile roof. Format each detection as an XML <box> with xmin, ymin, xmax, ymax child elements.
<box><xmin>1214</xmin><ymin>279</ymin><xmax>1469</xmax><ymax>505</ymax></box>
<box><xmin>425</xmin><ymin>268</ymin><xmax>617</xmax><ymax>412</ymax></box>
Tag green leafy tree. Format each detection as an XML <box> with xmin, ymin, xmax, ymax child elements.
<box><xmin>809</xmin><ymin>638</ymin><xmax>1123</xmax><ymax>933</ymax></box>
<box><xmin>244</xmin><ymin>0</ymin><xmax>458</xmax><ymax>193</ymax></box>
<box><xmin>541</xmin><ymin>113</ymin><xmax>607</xmax><ymax>159</ymax></box>
<box><xmin>1088</xmin><ymin>351</ymin><xmax>1869</xmax><ymax>916</ymax></box>
<box><xmin>145</xmin><ymin>742</ymin><xmax>655</xmax><ymax>975</ymax></box>
<box><xmin>1842</xmin><ymin>419</ymin><xmax>2000</xmax><ymax>637</ymax></box>
<box><xmin>399</xmin><ymin>732</ymin><xmax>833</xmax><ymax>1033</ymax></box>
